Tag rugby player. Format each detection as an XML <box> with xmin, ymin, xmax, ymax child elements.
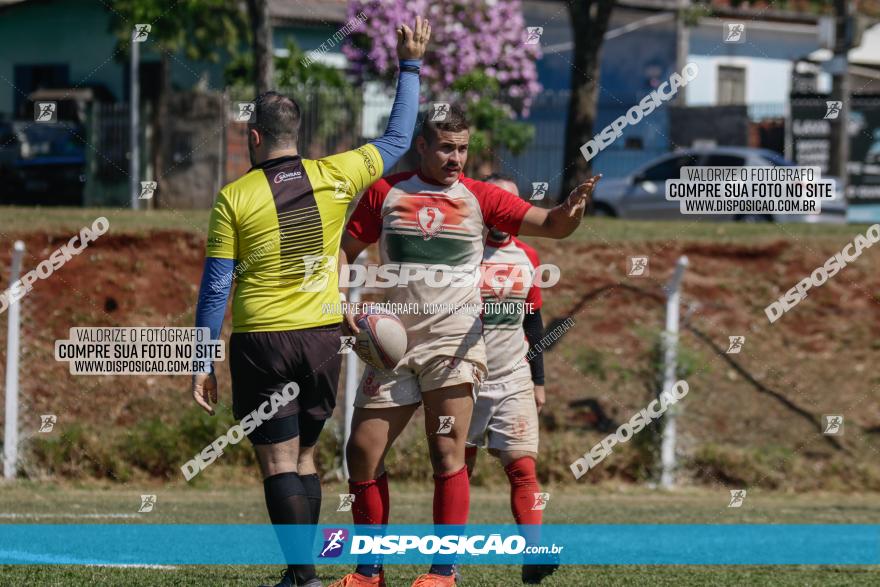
<box><xmin>465</xmin><ymin>174</ymin><xmax>556</xmax><ymax>584</ymax></box>
<box><xmin>330</xmin><ymin>106</ymin><xmax>600</xmax><ymax>587</ymax></box>
<box><xmin>192</xmin><ymin>17</ymin><xmax>431</xmax><ymax>587</ymax></box>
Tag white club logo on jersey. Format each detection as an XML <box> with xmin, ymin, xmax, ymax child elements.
<box><xmin>417</xmin><ymin>206</ymin><xmax>445</xmax><ymax>240</ymax></box>
<box><xmin>485</xmin><ymin>265</ymin><xmax>518</xmax><ymax>300</ymax></box>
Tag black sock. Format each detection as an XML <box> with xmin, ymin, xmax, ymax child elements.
<box><xmin>263</xmin><ymin>472</ymin><xmax>316</xmax><ymax>584</ymax></box>
<box><xmin>299</xmin><ymin>473</ymin><xmax>322</xmax><ymax>524</ymax></box>
<box><xmin>355</xmin><ymin>563</ymin><xmax>382</xmax><ymax>578</ymax></box>
<box><xmin>429</xmin><ymin>564</ymin><xmax>453</xmax><ymax>576</ymax></box>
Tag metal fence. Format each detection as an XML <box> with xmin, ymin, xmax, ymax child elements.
<box><xmin>84</xmin><ymin>102</ymin><xmax>132</xmax><ymax>207</ymax></box>
<box><xmin>79</xmin><ymin>87</ymin><xmax>790</xmax><ymax>208</ymax></box>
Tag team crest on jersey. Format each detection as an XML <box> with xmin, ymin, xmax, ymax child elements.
<box><xmin>416</xmin><ymin>206</ymin><xmax>445</xmax><ymax>240</ymax></box>
<box><xmin>488</xmin><ymin>266</ymin><xmax>517</xmax><ymax>299</ymax></box>
<box><xmin>481</xmin><ymin>264</ymin><xmax>526</xmax><ymax>300</ymax></box>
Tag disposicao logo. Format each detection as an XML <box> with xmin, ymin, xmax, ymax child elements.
<box><xmin>319</xmin><ymin>528</ymin><xmax>349</xmax><ymax>558</ymax></box>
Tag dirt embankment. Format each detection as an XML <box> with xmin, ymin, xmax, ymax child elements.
<box><xmin>0</xmin><ymin>230</ymin><xmax>878</xmax><ymax>489</ymax></box>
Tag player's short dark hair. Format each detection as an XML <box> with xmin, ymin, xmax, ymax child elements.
<box><xmin>250</xmin><ymin>91</ymin><xmax>301</xmax><ymax>149</ymax></box>
<box><xmin>483</xmin><ymin>173</ymin><xmax>516</xmax><ymax>184</ymax></box>
<box><xmin>418</xmin><ymin>103</ymin><xmax>469</xmax><ymax>144</ymax></box>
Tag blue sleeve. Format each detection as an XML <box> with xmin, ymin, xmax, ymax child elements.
<box><xmin>369</xmin><ymin>59</ymin><xmax>421</xmax><ymax>171</ymax></box>
<box><xmin>194</xmin><ymin>257</ymin><xmax>235</xmax><ymax>373</ymax></box>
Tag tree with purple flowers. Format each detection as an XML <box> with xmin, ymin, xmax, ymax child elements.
<box><xmin>344</xmin><ymin>0</ymin><xmax>542</xmax><ymax>173</ymax></box>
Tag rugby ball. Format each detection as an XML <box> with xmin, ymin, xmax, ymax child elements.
<box><xmin>351</xmin><ymin>306</ymin><xmax>407</xmax><ymax>370</ymax></box>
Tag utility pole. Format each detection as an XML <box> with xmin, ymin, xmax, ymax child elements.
<box><xmin>130</xmin><ymin>33</ymin><xmax>140</xmax><ymax>210</ymax></box>
<box><xmin>674</xmin><ymin>0</ymin><xmax>691</xmax><ymax>105</ymax></box>
<box><xmin>828</xmin><ymin>0</ymin><xmax>854</xmax><ymax>189</ymax></box>
<box><xmin>247</xmin><ymin>0</ymin><xmax>274</xmax><ymax>94</ymax></box>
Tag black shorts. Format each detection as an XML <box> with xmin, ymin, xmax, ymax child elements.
<box><xmin>230</xmin><ymin>324</ymin><xmax>342</xmax><ymax>445</ymax></box>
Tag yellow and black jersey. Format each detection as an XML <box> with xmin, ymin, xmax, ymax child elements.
<box><xmin>206</xmin><ymin>146</ymin><xmax>383</xmax><ymax>332</ymax></box>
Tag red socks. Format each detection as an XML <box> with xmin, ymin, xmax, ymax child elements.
<box><xmin>349</xmin><ymin>472</ymin><xmax>390</xmax><ymax>525</ymax></box>
<box><xmin>351</xmin><ymin>473</ymin><xmax>390</xmax><ymax>578</ymax></box>
<box><xmin>504</xmin><ymin>456</ymin><xmax>542</xmax><ymax>526</ymax></box>
<box><xmin>433</xmin><ymin>465</ymin><xmax>469</xmax><ymax>525</ymax></box>
<box><xmin>377</xmin><ymin>471</ymin><xmax>389</xmax><ymax>524</ymax></box>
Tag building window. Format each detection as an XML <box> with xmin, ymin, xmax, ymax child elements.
<box><xmin>717</xmin><ymin>65</ymin><xmax>746</xmax><ymax>105</ymax></box>
<box><xmin>13</xmin><ymin>64</ymin><xmax>69</xmax><ymax>117</ymax></box>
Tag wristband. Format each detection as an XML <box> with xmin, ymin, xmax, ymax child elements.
<box><xmin>399</xmin><ymin>59</ymin><xmax>421</xmax><ymax>74</ymax></box>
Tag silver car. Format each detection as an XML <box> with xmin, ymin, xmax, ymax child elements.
<box><xmin>590</xmin><ymin>147</ymin><xmax>846</xmax><ymax>223</ymax></box>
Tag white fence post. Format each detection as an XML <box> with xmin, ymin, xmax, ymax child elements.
<box><xmin>342</xmin><ymin>253</ymin><xmax>364</xmax><ymax>480</ymax></box>
<box><xmin>659</xmin><ymin>255</ymin><xmax>688</xmax><ymax>489</ymax></box>
<box><xmin>4</xmin><ymin>240</ymin><xmax>26</xmax><ymax>480</ymax></box>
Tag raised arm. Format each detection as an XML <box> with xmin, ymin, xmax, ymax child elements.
<box><xmin>369</xmin><ymin>17</ymin><xmax>431</xmax><ymax>171</ymax></box>
<box><xmin>318</xmin><ymin>18</ymin><xmax>430</xmax><ymax>197</ymax></box>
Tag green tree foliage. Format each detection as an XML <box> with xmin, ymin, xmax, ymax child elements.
<box><xmin>108</xmin><ymin>0</ymin><xmax>248</xmax><ymax>61</ymax></box>
<box><xmin>451</xmin><ymin>70</ymin><xmax>535</xmax><ymax>162</ymax></box>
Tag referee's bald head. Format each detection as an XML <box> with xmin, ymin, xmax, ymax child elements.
<box><xmin>249</xmin><ymin>91</ymin><xmax>301</xmax><ymax>150</ymax></box>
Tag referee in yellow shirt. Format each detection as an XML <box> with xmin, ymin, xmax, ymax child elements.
<box><xmin>191</xmin><ymin>18</ymin><xmax>430</xmax><ymax>587</ymax></box>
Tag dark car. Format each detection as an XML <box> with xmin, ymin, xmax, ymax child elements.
<box><xmin>0</xmin><ymin>120</ymin><xmax>87</xmax><ymax>206</ymax></box>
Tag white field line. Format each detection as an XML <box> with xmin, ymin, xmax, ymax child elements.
<box><xmin>0</xmin><ymin>549</ymin><xmax>177</xmax><ymax>569</ymax></box>
<box><xmin>0</xmin><ymin>513</ymin><xmax>140</xmax><ymax>519</ymax></box>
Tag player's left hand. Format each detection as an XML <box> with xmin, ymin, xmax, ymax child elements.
<box><xmin>564</xmin><ymin>174</ymin><xmax>602</xmax><ymax>218</ymax></box>
<box><xmin>192</xmin><ymin>371</ymin><xmax>218</xmax><ymax>415</ymax></box>
<box><xmin>533</xmin><ymin>384</ymin><xmax>546</xmax><ymax>413</ymax></box>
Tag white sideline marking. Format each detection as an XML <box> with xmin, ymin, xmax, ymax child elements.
<box><xmin>0</xmin><ymin>549</ymin><xmax>177</xmax><ymax>569</ymax></box>
<box><xmin>0</xmin><ymin>513</ymin><xmax>140</xmax><ymax>519</ymax></box>
<box><xmin>90</xmin><ymin>564</ymin><xmax>178</xmax><ymax>569</ymax></box>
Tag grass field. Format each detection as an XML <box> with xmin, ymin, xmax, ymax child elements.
<box><xmin>0</xmin><ymin>205</ymin><xmax>869</xmax><ymax>243</ymax></box>
<box><xmin>1</xmin><ymin>482</ymin><xmax>878</xmax><ymax>586</ymax></box>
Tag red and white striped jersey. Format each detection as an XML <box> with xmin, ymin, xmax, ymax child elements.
<box><xmin>480</xmin><ymin>236</ymin><xmax>543</xmax><ymax>381</ymax></box>
<box><xmin>347</xmin><ymin>171</ymin><xmax>532</xmax><ymax>358</ymax></box>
